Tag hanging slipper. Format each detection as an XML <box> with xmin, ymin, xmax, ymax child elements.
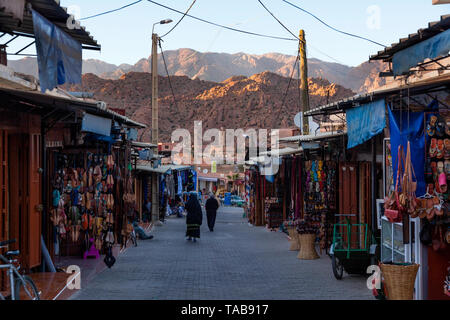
<box><xmin>431</xmin><ymin>162</ymin><xmax>438</xmax><ymax>181</ymax></box>
<box><xmin>81</xmin><ymin>212</ymin><xmax>89</xmax><ymax>231</ymax></box>
<box><xmin>430</xmin><ymin>139</ymin><xmax>438</xmax><ymax>158</ymax></box>
<box><xmin>437</xmin><ymin>140</ymin><xmax>445</xmax><ymax>159</ymax></box>
<box><xmin>436</xmin><ymin>119</ymin><xmax>446</xmax><ymax>137</ymax></box>
<box><xmin>95</xmin><ymin>237</ymin><xmax>103</xmax><ymax>251</ymax></box>
<box><xmin>446</xmin><ymin>117</ymin><xmax>450</xmax><ymax>136</ymax></box>
<box><xmin>427</xmin><ymin>116</ymin><xmax>437</xmax><ymax>136</ymax></box>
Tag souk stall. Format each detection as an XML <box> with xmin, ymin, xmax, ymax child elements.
<box><xmin>46</xmin><ymin>114</ymin><xmax>143</xmax><ymax>267</ymax></box>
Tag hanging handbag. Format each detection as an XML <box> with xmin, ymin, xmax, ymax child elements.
<box><xmin>384</xmin><ymin>146</ymin><xmax>405</xmax><ymax>223</ymax></box>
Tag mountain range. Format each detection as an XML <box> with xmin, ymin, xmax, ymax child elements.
<box><xmin>8</xmin><ymin>48</ymin><xmax>386</xmax><ymax>93</ymax></box>
<box><xmin>65</xmin><ymin>71</ymin><xmax>354</xmax><ymax>142</ymax></box>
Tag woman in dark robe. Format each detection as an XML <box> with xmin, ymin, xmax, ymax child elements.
<box><xmin>185</xmin><ymin>192</ymin><xmax>202</xmax><ymax>242</ymax></box>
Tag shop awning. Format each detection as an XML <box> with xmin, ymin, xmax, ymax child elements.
<box><xmin>370</xmin><ymin>15</ymin><xmax>450</xmax><ymax>63</ymax></box>
<box><xmin>135</xmin><ymin>164</ymin><xmax>193</xmax><ymax>174</ymax></box>
<box><xmin>198</xmin><ymin>176</ymin><xmax>218</xmax><ymax>182</ymax></box>
<box><xmin>132</xmin><ymin>141</ymin><xmax>158</xmax><ymax>148</ymax></box>
<box><xmin>279</xmin><ymin>131</ymin><xmax>346</xmax><ymax>142</ymax></box>
<box><xmin>259</xmin><ymin>147</ymin><xmax>303</xmax><ymax>156</ymax></box>
<box><xmin>0</xmin><ymin>86</ymin><xmax>146</xmax><ymax>128</ymax></box>
<box><xmin>305</xmin><ymin>76</ymin><xmax>450</xmax><ymax>117</ymax></box>
<box><xmin>81</xmin><ymin>113</ymin><xmax>112</xmax><ymax>136</ymax></box>
<box><xmin>346</xmin><ymin>99</ymin><xmax>386</xmax><ymax>149</ymax></box>
<box><xmin>392</xmin><ymin>29</ymin><xmax>450</xmax><ymax>76</ymax></box>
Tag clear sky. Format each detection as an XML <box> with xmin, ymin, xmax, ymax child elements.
<box><xmin>8</xmin><ymin>0</ymin><xmax>450</xmax><ymax>66</ymax></box>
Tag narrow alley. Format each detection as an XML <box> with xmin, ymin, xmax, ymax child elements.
<box><xmin>72</xmin><ymin>207</ymin><xmax>372</xmax><ymax>300</ymax></box>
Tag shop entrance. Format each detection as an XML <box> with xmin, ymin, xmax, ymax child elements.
<box><xmin>8</xmin><ymin>133</ymin><xmax>42</xmax><ymax>272</ymax></box>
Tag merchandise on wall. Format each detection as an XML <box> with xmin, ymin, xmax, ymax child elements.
<box><xmin>302</xmin><ymin>160</ymin><xmax>337</xmax><ymax>252</ymax></box>
<box><xmin>49</xmin><ymin>140</ymin><xmax>135</xmax><ymax>262</ymax></box>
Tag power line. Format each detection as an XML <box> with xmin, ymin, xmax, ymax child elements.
<box><xmin>256</xmin><ymin>0</ymin><xmax>301</xmax><ymax>42</ymax></box>
<box><xmin>158</xmin><ymin>40</ymin><xmax>178</xmax><ymax>109</ymax></box>
<box><xmin>281</xmin><ymin>54</ymin><xmax>300</xmax><ymax>108</ymax></box>
<box><xmin>255</xmin><ymin>0</ymin><xmax>347</xmax><ymax>75</ymax></box>
<box><xmin>282</xmin><ymin>0</ymin><xmax>387</xmax><ymax>47</ymax></box>
<box><xmin>80</xmin><ymin>0</ymin><xmax>143</xmax><ymax>20</ymax></box>
<box><xmin>161</xmin><ymin>0</ymin><xmax>197</xmax><ymax>38</ymax></box>
<box><xmin>146</xmin><ymin>0</ymin><xmax>297</xmax><ymax>42</ymax></box>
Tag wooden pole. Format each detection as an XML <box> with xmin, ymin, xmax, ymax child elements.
<box><xmin>151</xmin><ymin>33</ymin><xmax>160</xmax><ymax>225</ymax></box>
<box><xmin>299</xmin><ymin>30</ymin><xmax>310</xmax><ymax>135</ymax></box>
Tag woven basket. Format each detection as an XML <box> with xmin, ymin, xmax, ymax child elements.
<box><xmin>380</xmin><ymin>263</ymin><xmax>419</xmax><ymax>300</ymax></box>
<box><xmin>288</xmin><ymin>227</ymin><xmax>300</xmax><ymax>251</ymax></box>
<box><xmin>297</xmin><ymin>234</ymin><xmax>319</xmax><ymax>260</ymax></box>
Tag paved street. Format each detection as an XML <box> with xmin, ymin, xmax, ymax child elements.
<box><xmin>72</xmin><ymin>207</ymin><xmax>373</xmax><ymax>300</ymax></box>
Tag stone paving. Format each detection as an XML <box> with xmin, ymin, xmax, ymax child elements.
<box><xmin>72</xmin><ymin>206</ymin><xmax>373</xmax><ymax>300</ymax></box>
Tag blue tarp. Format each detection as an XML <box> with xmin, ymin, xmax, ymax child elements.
<box><xmin>346</xmin><ymin>99</ymin><xmax>386</xmax><ymax>149</ymax></box>
<box><xmin>388</xmin><ymin>106</ymin><xmax>425</xmax><ymax>197</ymax></box>
<box><xmin>393</xmin><ymin>29</ymin><xmax>450</xmax><ymax>76</ymax></box>
<box><xmin>32</xmin><ymin>9</ymin><xmax>82</xmax><ymax>92</ymax></box>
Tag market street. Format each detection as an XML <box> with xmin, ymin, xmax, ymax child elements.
<box><xmin>71</xmin><ymin>207</ymin><xmax>373</xmax><ymax>300</ymax></box>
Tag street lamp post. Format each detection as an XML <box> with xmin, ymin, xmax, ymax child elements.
<box><xmin>151</xmin><ymin>19</ymin><xmax>172</xmax><ymax>226</ymax></box>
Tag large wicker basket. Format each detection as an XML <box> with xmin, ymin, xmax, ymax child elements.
<box><xmin>288</xmin><ymin>227</ymin><xmax>300</xmax><ymax>251</ymax></box>
<box><xmin>297</xmin><ymin>234</ymin><xmax>319</xmax><ymax>260</ymax></box>
<box><xmin>380</xmin><ymin>263</ymin><xmax>419</xmax><ymax>300</ymax></box>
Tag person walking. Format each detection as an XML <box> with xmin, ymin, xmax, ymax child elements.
<box><xmin>185</xmin><ymin>192</ymin><xmax>203</xmax><ymax>242</ymax></box>
<box><xmin>205</xmin><ymin>192</ymin><xmax>219</xmax><ymax>232</ymax></box>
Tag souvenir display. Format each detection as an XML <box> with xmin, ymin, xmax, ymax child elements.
<box><xmin>421</xmin><ymin>112</ymin><xmax>450</xmax><ymax>252</ymax></box>
<box><xmin>303</xmin><ymin>160</ymin><xmax>337</xmax><ymax>251</ymax></box>
<box><xmin>51</xmin><ymin>151</ymin><xmax>120</xmax><ymax>257</ymax></box>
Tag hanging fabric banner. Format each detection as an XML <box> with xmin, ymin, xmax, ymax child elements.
<box><xmin>177</xmin><ymin>172</ymin><xmax>183</xmax><ymax>195</ymax></box>
<box><xmin>346</xmin><ymin>99</ymin><xmax>386</xmax><ymax>149</ymax></box>
<box><xmin>388</xmin><ymin>106</ymin><xmax>425</xmax><ymax>197</ymax></box>
<box><xmin>393</xmin><ymin>29</ymin><xmax>450</xmax><ymax>76</ymax></box>
<box><xmin>32</xmin><ymin>9</ymin><xmax>82</xmax><ymax>92</ymax></box>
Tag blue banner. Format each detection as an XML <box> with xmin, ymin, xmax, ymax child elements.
<box><xmin>346</xmin><ymin>99</ymin><xmax>386</xmax><ymax>149</ymax></box>
<box><xmin>81</xmin><ymin>113</ymin><xmax>112</xmax><ymax>136</ymax></box>
<box><xmin>388</xmin><ymin>106</ymin><xmax>425</xmax><ymax>197</ymax></box>
<box><xmin>393</xmin><ymin>29</ymin><xmax>450</xmax><ymax>76</ymax></box>
<box><xmin>32</xmin><ymin>9</ymin><xmax>82</xmax><ymax>92</ymax></box>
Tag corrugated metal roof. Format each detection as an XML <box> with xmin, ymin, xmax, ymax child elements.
<box><xmin>280</xmin><ymin>131</ymin><xmax>347</xmax><ymax>142</ymax></box>
<box><xmin>370</xmin><ymin>15</ymin><xmax>450</xmax><ymax>61</ymax></box>
<box><xmin>135</xmin><ymin>164</ymin><xmax>192</xmax><ymax>174</ymax></box>
<box><xmin>132</xmin><ymin>141</ymin><xmax>158</xmax><ymax>148</ymax></box>
<box><xmin>0</xmin><ymin>0</ymin><xmax>100</xmax><ymax>49</ymax></box>
<box><xmin>305</xmin><ymin>75</ymin><xmax>450</xmax><ymax>117</ymax></box>
<box><xmin>259</xmin><ymin>147</ymin><xmax>303</xmax><ymax>156</ymax></box>
<box><xmin>0</xmin><ymin>86</ymin><xmax>146</xmax><ymax>128</ymax></box>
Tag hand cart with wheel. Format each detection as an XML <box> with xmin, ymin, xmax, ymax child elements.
<box><xmin>330</xmin><ymin>214</ymin><xmax>378</xmax><ymax>280</ymax></box>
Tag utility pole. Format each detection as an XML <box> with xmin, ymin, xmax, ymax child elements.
<box><xmin>299</xmin><ymin>30</ymin><xmax>310</xmax><ymax>135</ymax></box>
<box><xmin>151</xmin><ymin>32</ymin><xmax>161</xmax><ymax>226</ymax></box>
<box><xmin>150</xmin><ymin>19</ymin><xmax>172</xmax><ymax>226</ymax></box>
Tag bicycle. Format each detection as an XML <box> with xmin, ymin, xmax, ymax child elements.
<box><xmin>0</xmin><ymin>239</ymin><xmax>40</xmax><ymax>300</ymax></box>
